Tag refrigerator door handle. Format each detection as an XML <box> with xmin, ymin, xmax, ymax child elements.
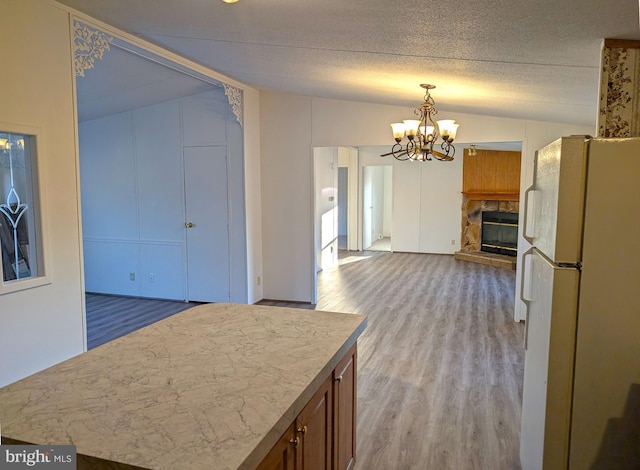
<box><xmin>522</xmin><ymin>183</ymin><xmax>536</xmax><ymax>245</ymax></box>
<box><xmin>519</xmin><ymin>246</ymin><xmax>535</xmax><ymax>349</ymax></box>
<box><xmin>522</xmin><ymin>150</ymin><xmax>538</xmax><ymax>246</ymax></box>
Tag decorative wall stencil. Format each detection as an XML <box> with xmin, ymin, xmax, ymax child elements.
<box><xmin>598</xmin><ymin>40</ymin><xmax>640</xmax><ymax>138</ymax></box>
<box><xmin>73</xmin><ymin>21</ymin><xmax>113</xmax><ymax>77</ymax></box>
<box><xmin>223</xmin><ymin>84</ymin><xmax>244</xmax><ymax>127</ymax></box>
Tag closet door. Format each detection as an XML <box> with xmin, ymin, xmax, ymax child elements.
<box><xmin>183</xmin><ymin>146</ymin><xmax>230</xmax><ymax>302</ymax></box>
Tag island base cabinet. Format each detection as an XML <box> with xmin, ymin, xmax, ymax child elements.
<box><xmin>333</xmin><ymin>343</ymin><xmax>357</xmax><ymax>470</ymax></box>
<box><xmin>257</xmin><ymin>423</ymin><xmax>297</xmax><ymax>470</ymax></box>
<box><xmin>259</xmin><ymin>343</ymin><xmax>357</xmax><ymax>470</ymax></box>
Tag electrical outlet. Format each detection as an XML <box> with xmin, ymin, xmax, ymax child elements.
<box><xmin>148</xmin><ymin>273</ymin><xmax>155</xmax><ymax>283</ymax></box>
<box><xmin>130</xmin><ymin>272</ymin><xmax>135</xmax><ymax>281</ymax></box>
<box><xmin>257</xmin><ymin>276</ymin><xmax>261</xmax><ymax>286</ymax></box>
<box><xmin>451</xmin><ymin>239</ymin><xmax>455</xmax><ymax>245</ymax></box>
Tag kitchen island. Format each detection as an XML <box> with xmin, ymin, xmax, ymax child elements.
<box><xmin>0</xmin><ymin>303</ymin><xmax>366</xmax><ymax>469</ymax></box>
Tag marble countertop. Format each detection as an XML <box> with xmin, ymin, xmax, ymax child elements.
<box><xmin>0</xmin><ymin>303</ymin><xmax>366</xmax><ymax>469</ymax></box>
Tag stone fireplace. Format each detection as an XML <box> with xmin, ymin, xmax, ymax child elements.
<box><xmin>461</xmin><ymin>197</ymin><xmax>519</xmax><ymax>252</ymax></box>
<box><xmin>455</xmin><ymin>196</ymin><xmax>519</xmax><ymax>269</ymax></box>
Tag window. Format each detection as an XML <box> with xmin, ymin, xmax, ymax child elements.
<box><xmin>0</xmin><ymin>129</ymin><xmax>46</xmax><ymax>293</ymax></box>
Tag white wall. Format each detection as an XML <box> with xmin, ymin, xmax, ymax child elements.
<box><xmin>0</xmin><ymin>0</ymin><xmax>85</xmax><ymax>386</ymax></box>
<box><xmin>260</xmin><ymin>92</ymin><xmax>594</xmax><ymax>304</ymax></box>
<box><xmin>418</xmin><ymin>155</ymin><xmax>464</xmax><ymax>253</ymax></box>
<box><xmin>242</xmin><ymin>87</ymin><xmax>263</xmax><ymax>304</ymax></box>
<box><xmin>260</xmin><ymin>93</ymin><xmax>313</xmax><ymax>302</ymax></box>
<box><xmin>81</xmin><ymin>103</ymin><xmax>185</xmax><ymax>299</ymax></box>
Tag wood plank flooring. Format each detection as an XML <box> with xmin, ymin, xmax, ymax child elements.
<box><xmin>261</xmin><ymin>251</ymin><xmax>524</xmax><ymax>469</ymax></box>
<box><xmin>86</xmin><ymin>250</ymin><xmax>524</xmax><ymax>469</ymax></box>
<box><xmin>85</xmin><ymin>294</ymin><xmax>201</xmax><ymax>349</ymax></box>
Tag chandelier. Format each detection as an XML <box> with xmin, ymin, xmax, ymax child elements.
<box><xmin>380</xmin><ymin>84</ymin><xmax>459</xmax><ymax>162</ymax></box>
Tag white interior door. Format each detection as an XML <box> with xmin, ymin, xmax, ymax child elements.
<box><xmin>184</xmin><ymin>146</ymin><xmax>230</xmax><ymax>302</ymax></box>
<box><xmin>314</xmin><ymin>148</ymin><xmax>338</xmax><ymax>273</ymax></box>
<box><xmin>362</xmin><ymin>166</ymin><xmax>391</xmax><ymax>250</ymax></box>
<box><xmin>338</xmin><ymin>167</ymin><xmax>348</xmax><ymax>250</ymax></box>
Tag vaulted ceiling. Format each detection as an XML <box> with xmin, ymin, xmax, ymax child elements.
<box><xmin>59</xmin><ymin>0</ymin><xmax>640</xmax><ymax>126</ymax></box>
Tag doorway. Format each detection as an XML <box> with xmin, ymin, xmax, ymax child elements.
<box><xmin>312</xmin><ymin>146</ymin><xmax>358</xmax><ymax>303</ymax></box>
<box><xmin>362</xmin><ymin>165</ymin><xmax>392</xmax><ymax>251</ymax></box>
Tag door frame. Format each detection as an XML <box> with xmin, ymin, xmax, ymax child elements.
<box><xmin>311</xmin><ymin>146</ymin><xmax>359</xmax><ymax>304</ymax></box>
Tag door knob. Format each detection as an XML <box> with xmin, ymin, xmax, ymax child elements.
<box><xmin>185</xmin><ymin>222</ymin><xmax>194</xmax><ymax>228</ymax></box>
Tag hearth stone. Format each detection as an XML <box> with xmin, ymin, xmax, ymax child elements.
<box><xmin>454</xmin><ymin>250</ymin><xmax>517</xmax><ymax>270</ymax></box>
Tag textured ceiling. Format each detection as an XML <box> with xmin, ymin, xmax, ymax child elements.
<box><xmin>60</xmin><ymin>0</ymin><xmax>640</xmax><ymax>125</ymax></box>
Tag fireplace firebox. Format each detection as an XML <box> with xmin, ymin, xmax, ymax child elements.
<box><xmin>481</xmin><ymin>211</ymin><xmax>518</xmax><ymax>257</ymax></box>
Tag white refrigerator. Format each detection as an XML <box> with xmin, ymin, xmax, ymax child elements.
<box><xmin>519</xmin><ymin>136</ymin><xmax>640</xmax><ymax>470</ymax></box>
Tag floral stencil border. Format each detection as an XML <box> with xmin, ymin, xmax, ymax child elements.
<box><xmin>598</xmin><ymin>45</ymin><xmax>640</xmax><ymax>137</ymax></box>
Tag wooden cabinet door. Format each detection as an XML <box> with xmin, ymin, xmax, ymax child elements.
<box><xmin>257</xmin><ymin>423</ymin><xmax>297</xmax><ymax>470</ymax></box>
<box><xmin>296</xmin><ymin>376</ymin><xmax>332</xmax><ymax>470</ymax></box>
<box><xmin>333</xmin><ymin>344</ymin><xmax>357</xmax><ymax>470</ymax></box>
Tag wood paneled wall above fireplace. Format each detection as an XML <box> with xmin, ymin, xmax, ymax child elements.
<box><xmin>462</xmin><ymin>148</ymin><xmax>521</xmax><ymax>201</ymax></box>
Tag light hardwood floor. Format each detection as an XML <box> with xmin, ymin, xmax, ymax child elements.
<box><xmin>262</xmin><ymin>251</ymin><xmax>524</xmax><ymax>469</ymax></box>
<box><xmin>85</xmin><ymin>294</ymin><xmax>201</xmax><ymax>349</ymax></box>
<box><xmin>86</xmin><ymin>250</ymin><xmax>524</xmax><ymax>469</ymax></box>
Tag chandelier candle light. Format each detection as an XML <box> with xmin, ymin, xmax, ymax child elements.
<box><xmin>381</xmin><ymin>84</ymin><xmax>459</xmax><ymax>162</ymax></box>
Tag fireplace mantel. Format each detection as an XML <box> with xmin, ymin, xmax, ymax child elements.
<box><xmin>462</xmin><ymin>191</ymin><xmax>519</xmax><ymax>201</ymax></box>
<box><xmin>462</xmin><ymin>148</ymin><xmax>521</xmax><ymax>200</ymax></box>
